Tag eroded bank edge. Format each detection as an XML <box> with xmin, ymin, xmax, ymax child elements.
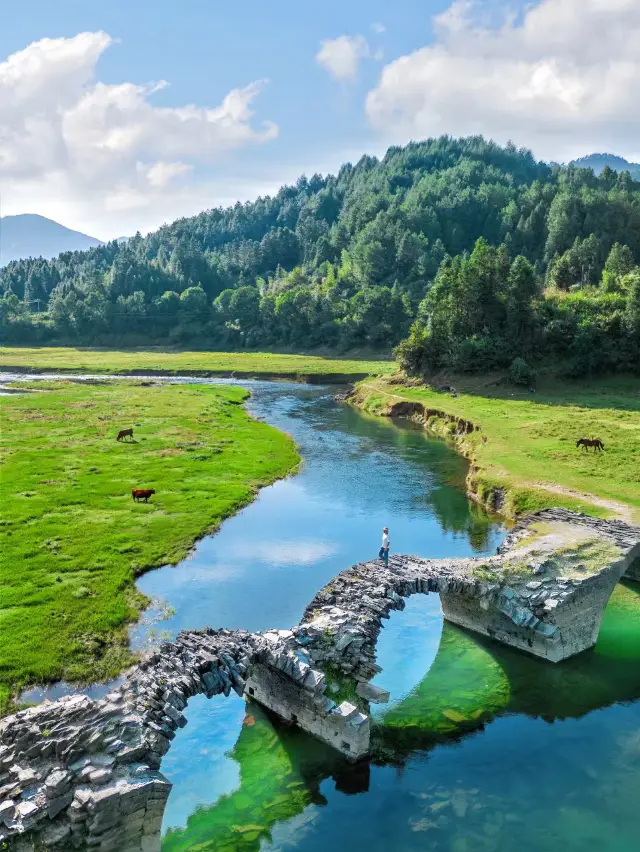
<box><xmin>345</xmin><ymin>382</ymin><xmax>628</xmax><ymax>522</ymax></box>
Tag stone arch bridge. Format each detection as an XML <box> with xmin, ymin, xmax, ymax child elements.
<box><xmin>1</xmin><ymin>509</ymin><xmax>639</xmax><ymax>850</ymax></box>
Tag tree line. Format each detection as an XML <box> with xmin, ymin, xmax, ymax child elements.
<box><xmin>1</xmin><ymin>135</ymin><xmax>639</xmax><ymax>376</ymax></box>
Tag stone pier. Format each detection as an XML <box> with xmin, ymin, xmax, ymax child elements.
<box><xmin>244</xmin><ymin>663</ymin><xmax>370</xmax><ymax>760</ymax></box>
<box><xmin>625</xmin><ymin>555</ymin><xmax>640</xmax><ymax>582</ymax></box>
<box><xmin>1</xmin><ymin>509</ymin><xmax>639</xmax><ymax>849</ymax></box>
<box><xmin>439</xmin><ymin>512</ymin><xmax>640</xmax><ymax>661</ymax></box>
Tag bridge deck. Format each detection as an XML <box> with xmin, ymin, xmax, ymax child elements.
<box><xmin>1</xmin><ymin>509</ymin><xmax>639</xmax><ymax>849</ymax></box>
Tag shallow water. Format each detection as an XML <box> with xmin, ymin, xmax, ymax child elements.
<box><xmin>8</xmin><ymin>377</ymin><xmax>640</xmax><ymax>851</ymax></box>
<box><xmin>160</xmin><ymin>586</ymin><xmax>640</xmax><ymax>852</ymax></box>
<box><xmin>155</xmin><ymin>383</ymin><xmax>640</xmax><ymax>852</ymax></box>
<box><xmin>129</xmin><ymin>382</ymin><xmax>501</xmax><ymax>646</ymax></box>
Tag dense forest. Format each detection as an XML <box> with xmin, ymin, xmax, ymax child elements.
<box><xmin>1</xmin><ymin>136</ymin><xmax>639</xmax><ymax>377</ymax></box>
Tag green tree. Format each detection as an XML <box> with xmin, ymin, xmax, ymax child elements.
<box><xmin>506</xmin><ymin>256</ymin><xmax>538</xmax><ymax>350</ymax></box>
<box><xmin>228</xmin><ymin>286</ymin><xmax>261</xmax><ymax>334</ymax></box>
<box><xmin>179</xmin><ymin>286</ymin><xmax>209</xmax><ymax>315</ymax></box>
<box><xmin>548</xmin><ymin>254</ymin><xmax>574</xmax><ymax>290</ymax></box>
<box><xmin>394</xmin><ymin>321</ymin><xmax>435</xmax><ymax>375</ymax></box>
<box><xmin>602</xmin><ymin>244</ymin><xmax>635</xmax><ymax>292</ymax></box>
<box><xmin>625</xmin><ymin>270</ymin><xmax>640</xmax><ymax>340</ymax></box>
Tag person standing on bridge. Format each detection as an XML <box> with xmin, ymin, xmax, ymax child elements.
<box><xmin>379</xmin><ymin>527</ymin><xmax>390</xmax><ymax>566</ymax></box>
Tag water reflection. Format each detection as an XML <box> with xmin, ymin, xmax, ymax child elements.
<box><xmin>19</xmin><ymin>677</ymin><xmax>124</xmax><ymax>705</ymax></box>
<box><xmin>146</xmin><ymin>382</ymin><xmax>504</xmax><ymax>839</ymax></box>
<box><xmin>131</xmin><ymin>382</ymin><xmax>638</xmax><ymax>852</ymax></box>
<box><xmin>9</xmin><ymin>376</ymin><xmax>638</xmax><ymax>851</ymax></box>
<box><xmin>162</xmin><ymin>582</ymin><xmax>640</xmax><ymax>852</ymax></box>
<box><xmin>19</xmin><ymin>380</ymin><xmax>501</xmax><ymax>705</ymax></box>
<box><xmin>131</xmin><ymin>383</ymin><xmax>503</xmax><ymax>649</ymax></box>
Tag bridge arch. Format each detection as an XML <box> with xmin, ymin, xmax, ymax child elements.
<box><xmin>1</xmin><ymin>510</ymin><xmax>638</xmax><ymax>849</ymax></box>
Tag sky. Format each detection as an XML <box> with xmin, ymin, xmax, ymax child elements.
<box><xmin>1</xmin><ymin>0</ymin><xmax>639</xmax><ymax>240</ymax></box>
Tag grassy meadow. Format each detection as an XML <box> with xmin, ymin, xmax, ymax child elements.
<box><xmin>0</xmin><ymin>346</ymin><xmax>394</xmax><ymax>379</ymax></box>
<box><xmin>354</xmin><ymin>375</ymin><xmax>640</xmax><ymax>523</ymax></box>
<box><xmin>0</xmin><ymin>380</ymin><xmax>299</xmax><ymax>714</ymax></box>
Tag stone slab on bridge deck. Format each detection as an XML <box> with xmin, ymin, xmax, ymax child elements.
<box><xmin>300</xmin><ymin>509</ymin><xmax>640</xmax><ymax>677</ymax></box>
<box><xmin>1</xmin><ymin>509</ymin><xmax>639</xmax><ymax>850</ymax></box>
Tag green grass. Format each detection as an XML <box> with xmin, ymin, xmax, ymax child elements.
<box><xmin>551</xmin><ymin>539</ymin><xmax>623</xmax><ymax>578</ymax></box>
<box><xmin>0</xmin><ymin>380</ymin><xmax>299</xmax><ymax>715</ymax></box>
<box><xmin>354</xmin><ymin>375</ymin><xmax>640</xmax><ymax>522</ymax></box>
<box><xmin>513</xmin><ymin>521</ymin><xmax>623</xmax><ymax>577</ymax></box>
<box><xmin>322</xmin><ymin>661</ymin><xmax>368</xmax><ymax>713</ymax></box>
<box><xmin>0</xmin><ymin>346</ymin><xmax>394</xmax><ymax>379</ymax></box>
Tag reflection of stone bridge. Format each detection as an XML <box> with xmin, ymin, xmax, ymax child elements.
<box><xmin>2</xmin><ymin>510</ymin><xmax>639</xmax><ymax>850</ymax></box>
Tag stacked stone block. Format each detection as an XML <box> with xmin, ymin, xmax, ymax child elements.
<box><xmin>1</xmin><ymin>509</ymin><xmax>638</xmax><ymax>849</ymax></box>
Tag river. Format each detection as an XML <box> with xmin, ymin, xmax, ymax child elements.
<box><xmin>9</xmin><ymin>378</ymin><xmax>640</xmax><ymax>852</ymax></box>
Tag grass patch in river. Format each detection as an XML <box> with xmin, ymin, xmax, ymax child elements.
<box><xmin>0</xmin><ymin>380</ymin><xmax>299</xmax><ymax>714</ymax></box>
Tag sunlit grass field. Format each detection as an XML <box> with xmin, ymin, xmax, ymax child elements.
<box><xmin>0</xmin><ymin>346</ymin><xmax>394</xmax><ymax>379</ymax></box>
<box><xmin>0</xmin><ymin>380</ymin><xmax>299</xmax><ymax>714</ymax></box>
<box><xmin>355</xmin><ymin>375</ymin><xmax>640</xmax><ymax>522</ymax></box>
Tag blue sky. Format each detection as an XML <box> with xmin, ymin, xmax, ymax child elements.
<box><xmin>1</xmin><ymin>0</ymin><xmax>450</xmax><ymax>163</ymax></box>
<box><xmin>1</xmin><ymin>0</ymin><xmax>638</xmax><ymax>238</ymax></box>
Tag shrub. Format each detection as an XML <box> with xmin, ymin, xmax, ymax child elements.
<box><xmin>394</xmin><ymin>322</ymin><xmax>435</xmax><ymax>376</ymax></box>
<box><xmin>509</xmin><ymin>357</ymin><xmax>536</xmax><ymax>386</ymax></box>
<box><xmin>449</xmin><ymin>336</ymin><xmax>508</xmax><ymax>373</ymax></box>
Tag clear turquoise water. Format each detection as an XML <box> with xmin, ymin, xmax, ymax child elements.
<box><xmin>129</xmin><ymin>382</ymin><xmax>500</xmax><ymax>645</ymax></box>
<box><xmin>14</xmin><ymin>379</ymin><xmax>640</xmax><ymax>851</ymax></box>
<box><xmin>134</xmin><ymin>382</ymin><xmax>639</xmax><ymax>852</ymax></box>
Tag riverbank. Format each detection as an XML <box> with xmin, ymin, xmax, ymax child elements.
<box><xmin>351</xmin><ymin>375</ymin><xmax>640</xmax><ymax>524</ymax></box>
<box><xmin>0</xmin><ymin>346</ymin><xmax>394</xmax><ymax>382</ymax></box>
<box><xmin>0</xmin><ymin>380</ymin><xmax>299</xmax><ymax>715</ymax></box>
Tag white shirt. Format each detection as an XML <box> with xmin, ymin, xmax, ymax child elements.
<box><xmin>381</xmin><ymin>533</ymin><xmax>390</xmax><ymax>549</ymax></box>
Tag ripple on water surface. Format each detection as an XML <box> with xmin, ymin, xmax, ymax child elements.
<box><xmin>162</xmin><ymin>583</ymin><xmax>640</xmax><ymax>852</ymax></box>
<box><xmin>10</xmin><ymin>377</ymin><xmax>640</xmax><ymax>852</ymax></box>
<box><xmin>156</xmin><ymin>384</ymin><xmax>640</xmax><ymax>852</ymax></box>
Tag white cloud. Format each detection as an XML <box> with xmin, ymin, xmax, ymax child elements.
<box><xmin>366</xmin><ymin>0</ymin><xmax>640</xmax><ymax>162</ymax></box>
<box><xmin>371</xmin><ymin>22</ymin><xmax>386</xmax><ymax>34</ymax></box>
<box><xmin>225</xmin><ymin>540</ymin><xmax>338</xmax><ymax>567</ymax></box>
<box><xmin>144</xmin><ymin>161</ymin><xmax>193</xmax><ymax>189</ymax></box>
<box><xmin>316</xmin><ymin>34</ymin><xmax>371</xmax><ymax>81</ymax></box>
<box><xmin>0</xmin><ymin>32</ymin><xmax>278</xmax><ymax>238</ymax></box>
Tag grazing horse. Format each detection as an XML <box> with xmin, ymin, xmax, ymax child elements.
<box><xmin>132</xmin><ymin>488</ymin><xmax>155</xmax><ymax>502</ymax></box>
<box><xmin>577</xmin><ymin>438</ymin><xmax>605</xmax><ymax>452</ymax></box>
<box><xmin>117</xmin><ymin>428</ymin><xmax>134</xmax><ymax>442</ymax></box>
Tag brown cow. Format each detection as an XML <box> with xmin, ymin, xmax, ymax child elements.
<box><xmin>117</xmin><ymin>428</ymin><xmax>134</xmax><ymax>442</ymax></box>
<box><xmin>132</xmin><ymin>488</ymin><xmax>155</xmax><ymax>502</ymax></box>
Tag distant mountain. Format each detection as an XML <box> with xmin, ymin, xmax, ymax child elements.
<box><xmin>0</xmin><ymin>214</ymin><xmax>103</xmax><ymax>266</ymax></box>
<box><xmin>572</xmin><ymin>153</ymin><xmax>640</xmax><ymax>179</ymax></box>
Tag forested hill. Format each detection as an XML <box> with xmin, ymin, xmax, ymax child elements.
<box><xmin>1</xmin><ymin>136</ymin><xmax>639</xmax><ymax>376</ymax></box>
